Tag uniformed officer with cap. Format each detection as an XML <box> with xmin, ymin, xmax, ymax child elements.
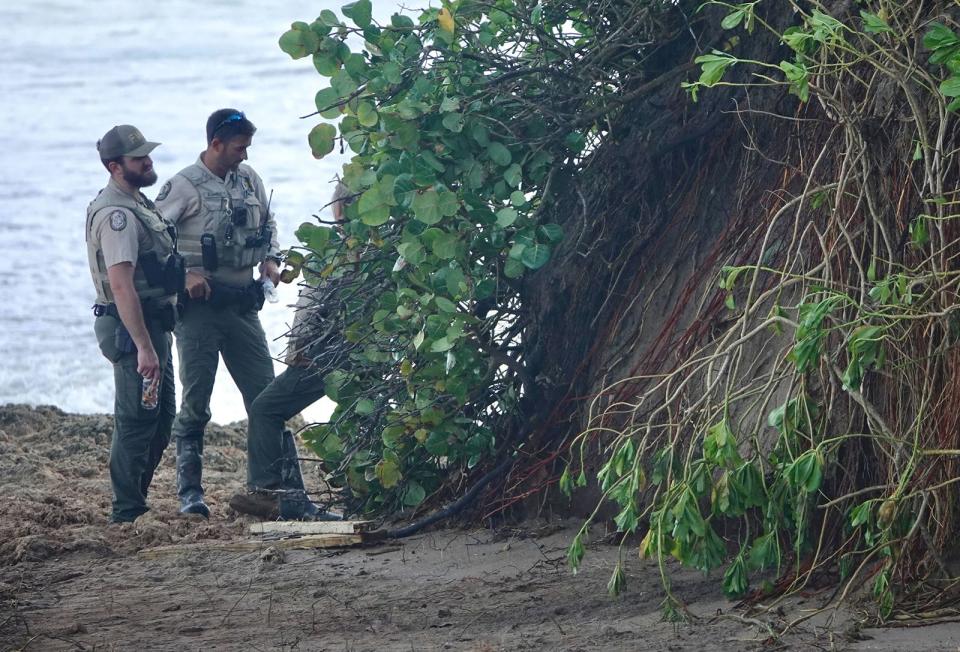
<box><xmin>87</xmin><ymin>125</ymin><xmax>184</xmax><ymax>523</ymax></box>
<box><xmin>229</xmin><ymin>183</ymin><xmax>354</xmax><ymax>521</ymax></box>
<box><xmin>155</xmin><ymin>109</ymin><xmax>281</xmax><ymax>518</ymax></box>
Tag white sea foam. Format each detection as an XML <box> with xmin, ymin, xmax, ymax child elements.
<box><xmin>0</xmin><ymin>0</ymin><xmax>395</xmax><ymax>424</ymax></box>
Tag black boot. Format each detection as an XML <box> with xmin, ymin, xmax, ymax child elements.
<box><xmin>176</xmin><ymin>438</ymin><xmax>210</xmax><ymax>518</ymax></box>
<box><xmin>281</xmin><ymin>429</ymin><xmax>342</xmax><ymax>521</ymax></box>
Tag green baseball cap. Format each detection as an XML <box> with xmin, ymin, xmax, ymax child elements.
<box><xmin>97</xmin><ymin>124</ymin><xmax>160</xmax><ymax>160</ymax></box>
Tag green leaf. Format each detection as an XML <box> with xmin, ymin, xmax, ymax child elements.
<box><xmin>437</xmin><ymin>190</ymin><xmax>460</xmax><ymax>217</ymax></box>
<box><xmin>849</xmin><ymin>501</ymin><xmax>873</xmax><ymax>528</ymax></box>
<box><xmin>504</xmin><ymin>164</ymin><xmax>522</xmax><ymax>188</ymax></box>
<box><xmin>695</xmin><ymin>52</ymin><xmax>736</xmax><ymax>87</ymax></box>
<box><xmin>910</xmin><ymin>215</ymin><xmax>929</xmax><ymax>246</ymax></box>
<box><xmin>521</xmin><ymin>242</ymin><xmax>551</xmax><ymax>269</ymax></box>
<box><xmin>860</xmin><ymin>10</ymin><xmax>893</xmax><ymax>35</ymax></box>
<box><xmin>375</xmin><ymin>457</ymin><xmax>402</xmax><ymax>488</ymax></box>
<box><xmin>537</xmin><ymin>224</ymin><xmax>563</xmax><ymax>242</ymax></box>
<box><xmin>442</xmin><ymin>112</ymin><xmax>465</xmax><ymax>133</ymax></box>
<box><xmin>470</xmin><ymin>123</ymin><xmax>490</xmax><ymax>146</ymax></box>
<box><xmin>355</xmin><ymin>398</ymin><xmax>375</xmax><ymax>415</ymax></box>
<box><xmin>391</xmin><ymin>13</ymin><xmax>415</xmax><ymax>30</ymax></box>
<box><xmin>510</xmin><ymin>190</ymin><xmax>526</xmax><ymax>207</ymax></box>
<box><xmin>439</xmin><ymin>95</ymin><xmax>459</xmax><ymax>112</ymax></box>
<box><xmin>343</xmin><ymin>53</ymin><xmax>366</xmax><ymax>79</ymax></box>
<box><xmin>431</xmin><ymin>232</ymin><xmax>458</xmax><ymax>259</ymax></box>
<box><xmin>313</xmin><ymin>53</ymin><xmax>339</xmax><ymax>76</ymax></box>
<box><xmin>295</xmin><ymin>222</ymin><xmax>332</xmax><ymax>251</ymax></box>
<box><xmin>308</xmin><ymin>123</ymin><xmax>337</xmax><ymax>159</ymax></box>
<box><xmin>559</xmin><ymin>466</ymin><xmax>573</xmax><ymax>497</ymax></box>
<box><xmin>563</xmin><ymin>131</ymin><xmax>586</xmax><ymax>152</ymax></box>
<box><xmin>315</xmin><ymin>87</ymin><xmax>341</xmax><ymax>117</ymax></box>
<box><xmin>924</xmin><ymin>23</ymin><xmax>960</xmax><ymax>60</ymax></box>
<box><xmin>323</xmin><ymin>370</ymin><xmax>350</xmax><ymax>401</ymax></box>
<box><xmin>496</xmin><ymin>207</ymin><xmax>517</xmax><ymax>227</ymax></box>
<box><xmin>382</xmin><ymin>62</ymin><xmax>402</xmax><ymax>84</ymax></box>
<box><xmin>419</xmin><ymin>150</ymin><xmax>446</xmax><ymax>172</ymax></box>
<box><xmin>747</xmin><ymin>531</ymin><xmax>780</xmax><ymax>572</ymax></box>
<box><xmin>607</xmin><ymin>562</ymin><xmax>626</xmax><ymax>597</ymax></box>
<box><xmin>359</xmin><ymin>190</ymin><xmax>390</xmax><ymax>224</ymax></box>
<box><xmin>424</xmin><ymin>431</ymin><xmax>448</xmax><ymax>456</ymax></box>
<box><xmin>782</xmin><ymin>28</ymin><xmax>813</xmax><ymax>53</ymax></box>
<box><xmin>397</xmin><ymin>241</ymin><xmax>425</xmax><ymax>265</ymax></box>
<box><xmin>722</xmin><ymin>555</ymin><xmax>749</xmax><ymax>598</ymax></box>
<box><xmin>357</xmin><ymin>101</ymin><xmax>379</xmax><ymax>127</ymax></box>
<box><xmin>319</xmin><ymin>9</ymin><xmax>341</xmax><ymax>26</ymax></box>
<box><xmin>804</xmin><ymin>451</ymin><xmax>823</xmax><ymax>492</ymax></box>
<box><xmin>342</xmin><ymin>0</ymin><xmax>372</xmax><ymax>28</ymax></box>
<box><xmin>779</xmin><ymin>60</ymin><xmax>809</xmax><ymax>101</ymax></box>
<box><xmin>808</xmin><ymin>10</ymin><xmax>843</xmax><ymax>42</ymax></box>
<box><xmin>431</xmin><ymin>336</ymin><xmax>454</xmax><ymax>352</ymax></box>
<box><xmin>487</xmin><ymin>142</ymin><xmax>512</xmax><ymax>166</ymax></box>
<box><xmin>567</xmin><ymin>533</ymin><xmax>585</xmax><ymax>572</ymax></box>
<box><xmin>412</xmin><ymin>189</ymin><xmax>443</xmax><ymax>225</ymax></box>
<box><xmin>721</xmin><ymin>9</ymin><xmax>745</xmax><ymax>31</ymax></box>
<box><xmin>331</xmin><ymin>68</ymin><xmax>359</xmax><ymax>97</ymax></box>
<box><xmin>445</xmin><ymin>267</ymin><xmax>466</xmax><ymax>297</ymax></box>
<box><xmin>939</xmin><ymin>76</ymin><xmax>960</xmax><ymax>98</ymax></box>
<box><xmin>403</xmin><ymin>480</ymin><xmax>426</xmax><ymax>506</ymax></box>
<box><xmin>435</xmin><ymin>296</ymin><xmax>457</xmax><ymax>313</ymax></box>
<box><xmin>504</xmin><ymin>258</ymin><xmax>525</xmax><ymax>278</ymax></box>
<box><xmin>787</xmin><ymin>450</ymin><xmax>823</xmax><ymax>493</ymax></box>
<box><xmin>279</xmin><ymin>23</ymin><xmax>321</xmax><ymax>59</ymax></box>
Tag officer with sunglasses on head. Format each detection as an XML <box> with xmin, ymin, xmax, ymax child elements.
<box><xmin>155</xmin><ymin>109</ymin><xmax>281</xmax><ymax>518</ymax></box>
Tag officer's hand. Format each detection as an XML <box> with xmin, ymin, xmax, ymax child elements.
<box><xmin>137</xmin><ymin>347</ymin><xmax>161</xmax><ymax>381</ymax></box>
<box><xmin>185</xmin><ymin>271</ymin><xmax>211</xmax><ymax>300</ymax></box>
<box><xmin>259</xmin><ymin>258</ymin><xmax>281</xmax><ymax>285</ymax></box>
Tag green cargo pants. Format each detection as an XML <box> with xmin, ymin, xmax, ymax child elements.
<box><xmin>172</xmin><ymin>300</ymin><xmax>275</xmax><ymax>442</ymax></box>
<box><xmin>94</xmin><ymin>314</ymin><xmax>175</xmax><ymax>523</ymax></box>
<box><xmin>246</xmin><ymin>365</ymin><xmax>325</xmax><ymax>489</ymax></box>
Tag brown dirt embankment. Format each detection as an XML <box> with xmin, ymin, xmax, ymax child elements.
<box><xmin>0</xmin><ymin>404</ymin><xmax>956</xmax><ymax>651</ymax></box>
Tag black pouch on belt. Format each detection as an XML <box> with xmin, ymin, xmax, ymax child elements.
<box><xmin>207</xmin><ymin>280</ymin><xmax>240</xmax><ymax>310</ymax></box>
<box><xmin>200</xmin><ymin>233</ymin><xmax>218</xmax><ymax>271</ymax></box>
<box><xmin>163</xmin><ymin>254</ymin><xmax>186</xmax><ymax>295</ymax></box>
<box><xmin>114</xmin><ymin>323</ymin><xmax>137</xmax><ymax>354</ymax></box>
<box><xmin>245</xmin><ymin>280</ymin><xmax>266</xmax><ymax>313</ymax></box>
<box><xmin>149</xmin><ymin>303</ymin><xmax>177</xmax><ymax>332</ymax></box>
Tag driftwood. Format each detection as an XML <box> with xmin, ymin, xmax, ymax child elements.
<box><xmin>138</xmin><ymin>534</ymin><xmax>364</xmax><ymax>558</ymax></box>
<box><xmin>248</xmin><ymin>520</ymin><xmax>373</xmax><ymax>536</ymax></box>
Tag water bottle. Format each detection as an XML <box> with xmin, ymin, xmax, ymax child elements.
<box><xmin>262</xmin><ymin>277</ymin><xmax>279</xmax><ymax>303</ymax></box>
<box><xmin>141</xmin><ymin>376</ymin><xmax>159</xmax><ymax>410</ymax></box>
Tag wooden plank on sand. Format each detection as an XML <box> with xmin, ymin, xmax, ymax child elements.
<box><xmin>138</xmin><ymin>534</ymin><xmax>364</xmax><ymax>558</ymax></box>
<box><xmin>249</xmin><ymin>520</ymin><xmax>373</xmax><ymax>536</ymax></box>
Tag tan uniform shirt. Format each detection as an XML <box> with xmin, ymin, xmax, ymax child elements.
<box><xmin>155</xmin><ymin>156</ymin><xmax>279</xmax><ymax>287</ymax></box>
<box><xmin>87</xmin><ymin>179</ymin><xmax>176</xmax><ymax>307</ymax></box>
<box><xmin>90</xmin><ymin>179</ymin><xmax>151</xmax><ymax>269</ymax></box>
<box><xmin>284</xmin><ymin>283</ymin><xmax>323</xmax><ymax>365</ymax></box>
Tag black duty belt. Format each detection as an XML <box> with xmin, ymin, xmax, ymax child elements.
<box><xmin>196</xmin><ymin>280</ymin><xmax>265</xmax><ymax>313</ymax></box>
<box><xmin>93</xmin><ymin>301</ymin><xmax>178</xmax><ymax>332</ymax></box>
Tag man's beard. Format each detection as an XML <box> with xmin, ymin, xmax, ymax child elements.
<box><xmin>122</xmin><ymin>167</ymin><xmax>158</xmax><ymax>188</ymax></box>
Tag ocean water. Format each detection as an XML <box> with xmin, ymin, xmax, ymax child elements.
<box><xmin>0</xmin><ymin>1</ymin><xmax>392</xmax><ymax>423</ymax></box>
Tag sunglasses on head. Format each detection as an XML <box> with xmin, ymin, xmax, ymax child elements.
<box><xmin>212</xmin><ymin>112</ymin><xmax>245</xmax><ymax>136</ymax></box>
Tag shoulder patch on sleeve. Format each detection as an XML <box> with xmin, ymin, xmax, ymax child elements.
<box><xmin>156</xmin><ymin>180</ymin><xmax>172</xmax><ymax>202</ymax></box>
<box><xmin>109</xmin><ymin>210</ymin><xmax>128</xmax><ymax>231</ymax></box>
